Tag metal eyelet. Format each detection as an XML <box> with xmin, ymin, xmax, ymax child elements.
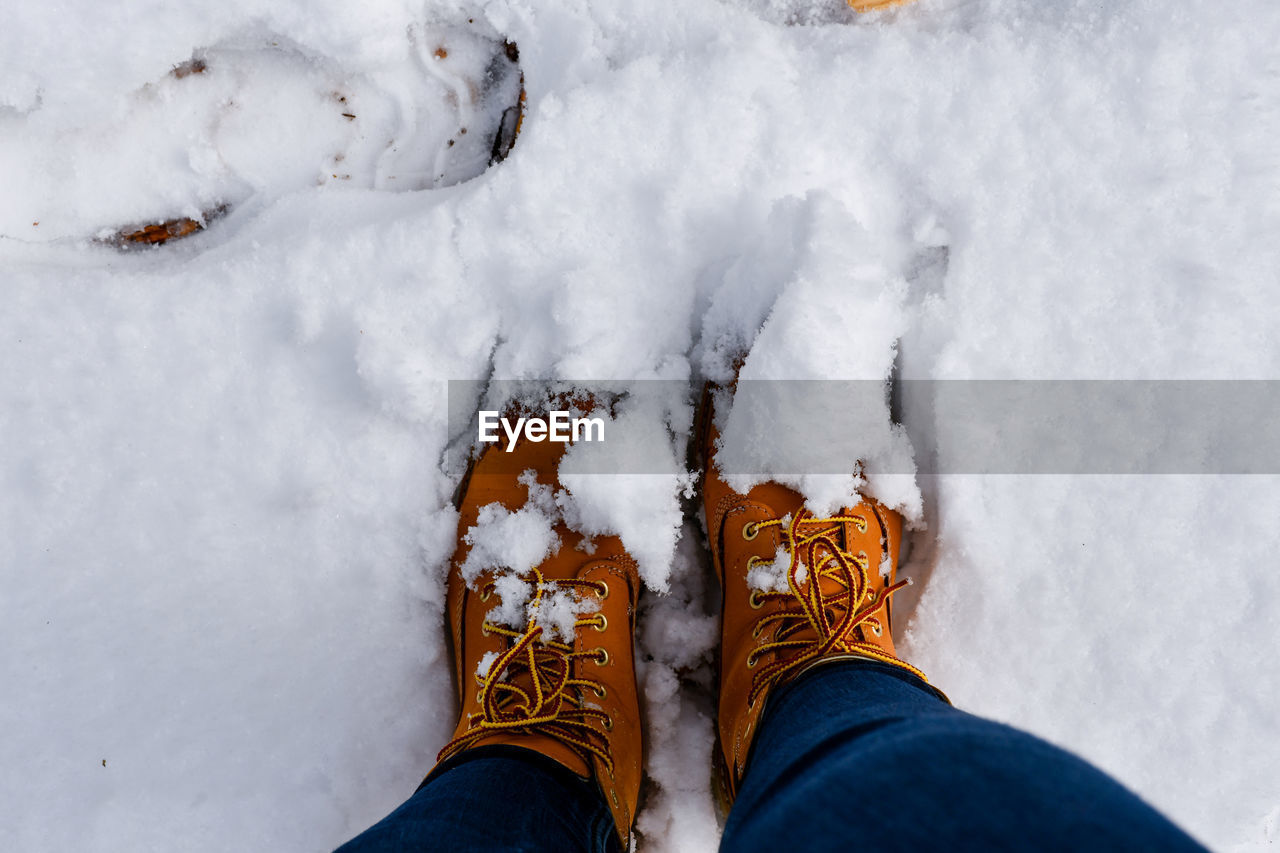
<box><xmin>478</xmin><ymin>586</ymin><xmax>492</xmax><ymax>602</ymax></box>
<box><xmin>593</xmin><ymin>683</ymin><xmax>608</xmax><ymax>699</ymax></box>
<box><xmin>751</xmin><ymin>622</ymin><xmax>763</xmax><ymax>639</ymax></box>
<box><xmin>593</xmin><ymin>647</ymin><xmax>610</xmax><ymax>666</ymax></box>
<box><xmin>480</xmin><ymin>623</ymin><xmax>491</xmax><ymax>636</ymax></box>
<box><xmin>603</xmin><ymin>716</ymin><xmax>614</xmax><ymax>731</ymax></box>
<box><xmin>596</xmin><ymin>582</ymin><xmax>609</xmax><ymax>600</ymax></box>
<box><xmin>742</xmin><ymin>521</ymin><xmax>759</xmax><ymax>540</ymax></box>
<box><xmin>747</xmin><ymin>653</ymin><xmax>758</xmax><ymax>669</ymax></box>
<box><xmin>749</xmin><ymin>590</ymin><xmax>764</xmax><ymax>610</ymax></box>
<box><xmin>866</xmin><ymin>588</ymin><xmax>878</xmax><ymax>603</ymax></box>
<box><xmin>593</xmin><ymin>614</ymin><xmax>608</xmax><ymax>632</ymax></box>
<box><xmin>871</xmin><ymin>622</ymin><xmax>884</xmax><ymax>637</ymax></box>
<box><xmin>854</xmin><ymin>516</ymin><xmax>868</xmax><ymax>533</ymax></box>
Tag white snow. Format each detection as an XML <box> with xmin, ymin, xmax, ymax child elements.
<box><xmin>460</xmin><ymin>469</ymin><xmax>606</xmax><ymax>639</ymax></box>
<box><xmin>475</xmin><ymin>650</ymin><xmax>500</xmax><ymax>680</ymax></box>
<box><xmin>746</xmin><ymin>545</ymin><xmax>802</xmax><ymax>593</ymax></box>
<box><xmin>482</xmin><ymin>569</ymin><xmax>601</xmax><ymax>642</ymax></box>
<box><xmin>557</xmin><ymin>395</ymin><xmax>692</xmax><ymax>590</ymax></box>
<box><xmin>704</xmin><ymin>193</ymin><xmax>922</xmax><ymax>518</ymax></box>
<box><xmin>460</xmin><ymin>470</ymin><xmax>561</xmax><ymax>585</ymax></box>
<box><xmin>1</xmin><ymin>20</ymin><xmax>521</xmax><ymax>242</ymax></box>
<box><xmin>4</xmin><ymin>0</ymin><xmax>1280</xmax><ymax>851</ymax></box>
<box><xmin>526</xmin><ymin>582</ymin><xmax>602</xmax><ymax>643</ymax></box>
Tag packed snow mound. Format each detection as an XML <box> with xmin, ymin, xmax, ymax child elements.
<box><xmin>3</xmin><ymin>0</ymin><xmax>1280</xmax><ymax>851</ymax></box>
<box><xmin>703</xmin><ymin>193</ymin><xmax>923</xmax><ymax>519</ymax></box>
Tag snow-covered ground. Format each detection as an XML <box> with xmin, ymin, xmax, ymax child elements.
<box><xmin>4</xmin><ymin>0</ymin><xmax>1280</xmax><ymax>850</ymax></box>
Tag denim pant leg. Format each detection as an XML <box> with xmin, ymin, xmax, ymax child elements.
<box><xmin>335</xmin><ymin>745</ymin><xmax>620</xmax><ymax>853</ymax></box>
<box><xmin>722</xmin><ymin>661</ymin><xmax>1207</xmax><ymax>853</ymax></box>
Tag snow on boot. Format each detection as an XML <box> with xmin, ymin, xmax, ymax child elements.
<box><xmin>432</xmin><ymin>404</ymin><xmax>643</xmax><ymax>848</ymax></box>
<box><xmin>697</xmin><ymin>382</ymin><xmax>937</xmax><ymax>807</ymax></box>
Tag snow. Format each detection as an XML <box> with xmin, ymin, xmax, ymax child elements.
<box><xmin>476</xmin><ymin>649</ymin><xmax>501</xmax><ymax>678</ymax></box>
<box><xmin>460</xmin><ymin>471</ymin><xmax>561</xmax><ymax>586</ymax></box>
<box><xmin>704</xmin><ymin>193</ymin><xmax>923</xmax><ymax>519</ymax></box>
<box><xmin>1</xmin><ymin>19</ymin><xmax>521</xmax><ymax>242</ymax></box>
<box><xmin>4</xmin><ymin>0</ymin><xmax>1280</xmax><ymax>851</ymax></box>
<box><xmin>460</xmin><ymin>469</ymin><xmax>607</xmax><ymax>640</ymax></box>
<box><xmin>746</xmin><ymin>545</ymin><xmax>797</xmax><ymax>593</ymax></box>
<box><xmin>557</xmin><ymin>396</ymin><xmax>692</xmax><ymax>590</ymax></box>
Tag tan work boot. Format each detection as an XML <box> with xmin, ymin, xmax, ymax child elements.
<box><xmin>431</xmin><ymin>414</ymin><xmax>643</xmax><ymax>848</ymax></box>
<box><xmin>697</xmin><ymin>384</ymin><xmax>934</xmax><ymax>805</ymax></box>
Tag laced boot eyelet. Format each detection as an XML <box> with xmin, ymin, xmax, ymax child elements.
<box><xmin>478</xmin><ymin>585</ymin><xmax>492</xmax><ymax>602</ymax></box>
<box><xmin>866</xmin><ymin>588</ymin><xmax>878</xmax><ymax>603</ymax></box>
<box><xmin>871</xmin><ymin>622</ymin><xmax>884</xmax><ymax>637</ymax></box>
<box><xmin>747</xmin><ymin>652</ymin><xmax>759</xmax><ymax>669</ymax></box>
<box><xmin>593</xmin><ymin>647</ymin><xmax>610</xmax><ymax>666</ymax></box>
<box><xmin>595</xmin><ymin>581</ymin><xmax>609</xmax><ymax>600</ymax></box>
<box><xmin>481</xmin><ymin>623</ymin><xmax>492</xmax><ymax>636</ymax></box>
<box><xmin>749</xmin><ymin>590</ymin><xmax>764</xmax><ymax>610</ymax></box>
<box><xmin>592</xmin><ymin>683</ymin><xmax>608</xmax><ymax>699</ymax></box>
<box><xmin>592</xmin><ymin>614</ymin><xmax>608</xmax><ymax>632</ymax></box>
<box><xmin>751</xmin><ymin>622</ymin><xmax>764</xmax><ymax>639</ymax></box>
<box><xmin>603</xmin><ymin>715</ymin><xmax>614</xmax><ymax>731</ymax></box>
<box><xmin>742</xmin><ymin>521</ymin><xmax>759</xmax><ymax>540</ymax></box>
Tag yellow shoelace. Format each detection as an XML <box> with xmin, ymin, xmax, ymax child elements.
<box><xmin>744</xmin><ymin>509</ymin><xmax>927</xmax><ymax>708</ymax></box>
<box><xmin>437</xmin><ymin>569</ymin><xmax>615</xmax><ymax>770</ymax></box>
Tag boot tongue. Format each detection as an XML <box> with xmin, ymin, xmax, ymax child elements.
<box><xmin>469</xmin><ymin>731</ymin><xmax>592</xmax><ymax>777</ymax></box>
<box><xmin>794</xmin><ymin>518</ymin><xmax>870</xmax><ymax>641</ymax></box>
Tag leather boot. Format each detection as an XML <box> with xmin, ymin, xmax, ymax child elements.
<box><xmin>697</xmin><ymin>383</ymin><xmax>938</xmax><ymax>806</ymax></box>
<box><xmin>432</xmin><ymin>422</ymin><xmax>643</xmax><ymax>848</ymax></box>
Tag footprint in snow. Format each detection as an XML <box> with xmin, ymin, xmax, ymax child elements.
<box><xmin>0</xmin><ymin>23</ymin><xmax>524</xmax><ymax>249</ymax></box>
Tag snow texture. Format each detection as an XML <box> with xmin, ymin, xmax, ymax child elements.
<box><xmin>557</xmin><ymin>396</ymin><xmax>693</xmax><ymax>591</ymax></box>
<box><xmin>746</xmin><ymin>544</ymin><xmax>805</xmax><ymax>593</ymax></box>
<box><xmin>460</xmin><ymin>471</ymin><xmax>561</xmax><ymax>586</ymax></box>
<box><xmin>3</xmin><ymin>0</ymin><xmax>1280</xmax><ymax>851</ymax></box>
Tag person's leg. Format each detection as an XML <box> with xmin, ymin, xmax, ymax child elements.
<box><xmin>722</xmin><ymin>660</ymin><xmax>1206</xmax><ymax>852</ymax></box>
<box><xmin>335</xmin><ymin>745</ymin><xmax>619</xmax><ymax>853</ymax></box>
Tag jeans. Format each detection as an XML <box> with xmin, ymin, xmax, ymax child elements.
<box><xmin>337</xmin><ymin>661</ymin><xmax>1206</xmax><ymax>852</ymax></box>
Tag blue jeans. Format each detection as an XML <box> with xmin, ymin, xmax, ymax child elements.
<box><xmin>337</xmin><ymin>661</ymin><xmax>1205</xmax><ymax>852</ymax></box>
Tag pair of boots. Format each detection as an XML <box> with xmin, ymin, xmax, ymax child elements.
<box><xmin>432</xmin><ymin>385</ymin><xmax>933</xmax><ymax>849</ymax></box>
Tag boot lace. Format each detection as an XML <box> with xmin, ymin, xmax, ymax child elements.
<box><xmin>437</xmin><ymin>568</ymin><xmax>615</xmax><ymax>771</ymax></box>
<box><xmin>743</xmin><ymin>508</ymin><xmax>927</xmax><ymax>708</ymax></box>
